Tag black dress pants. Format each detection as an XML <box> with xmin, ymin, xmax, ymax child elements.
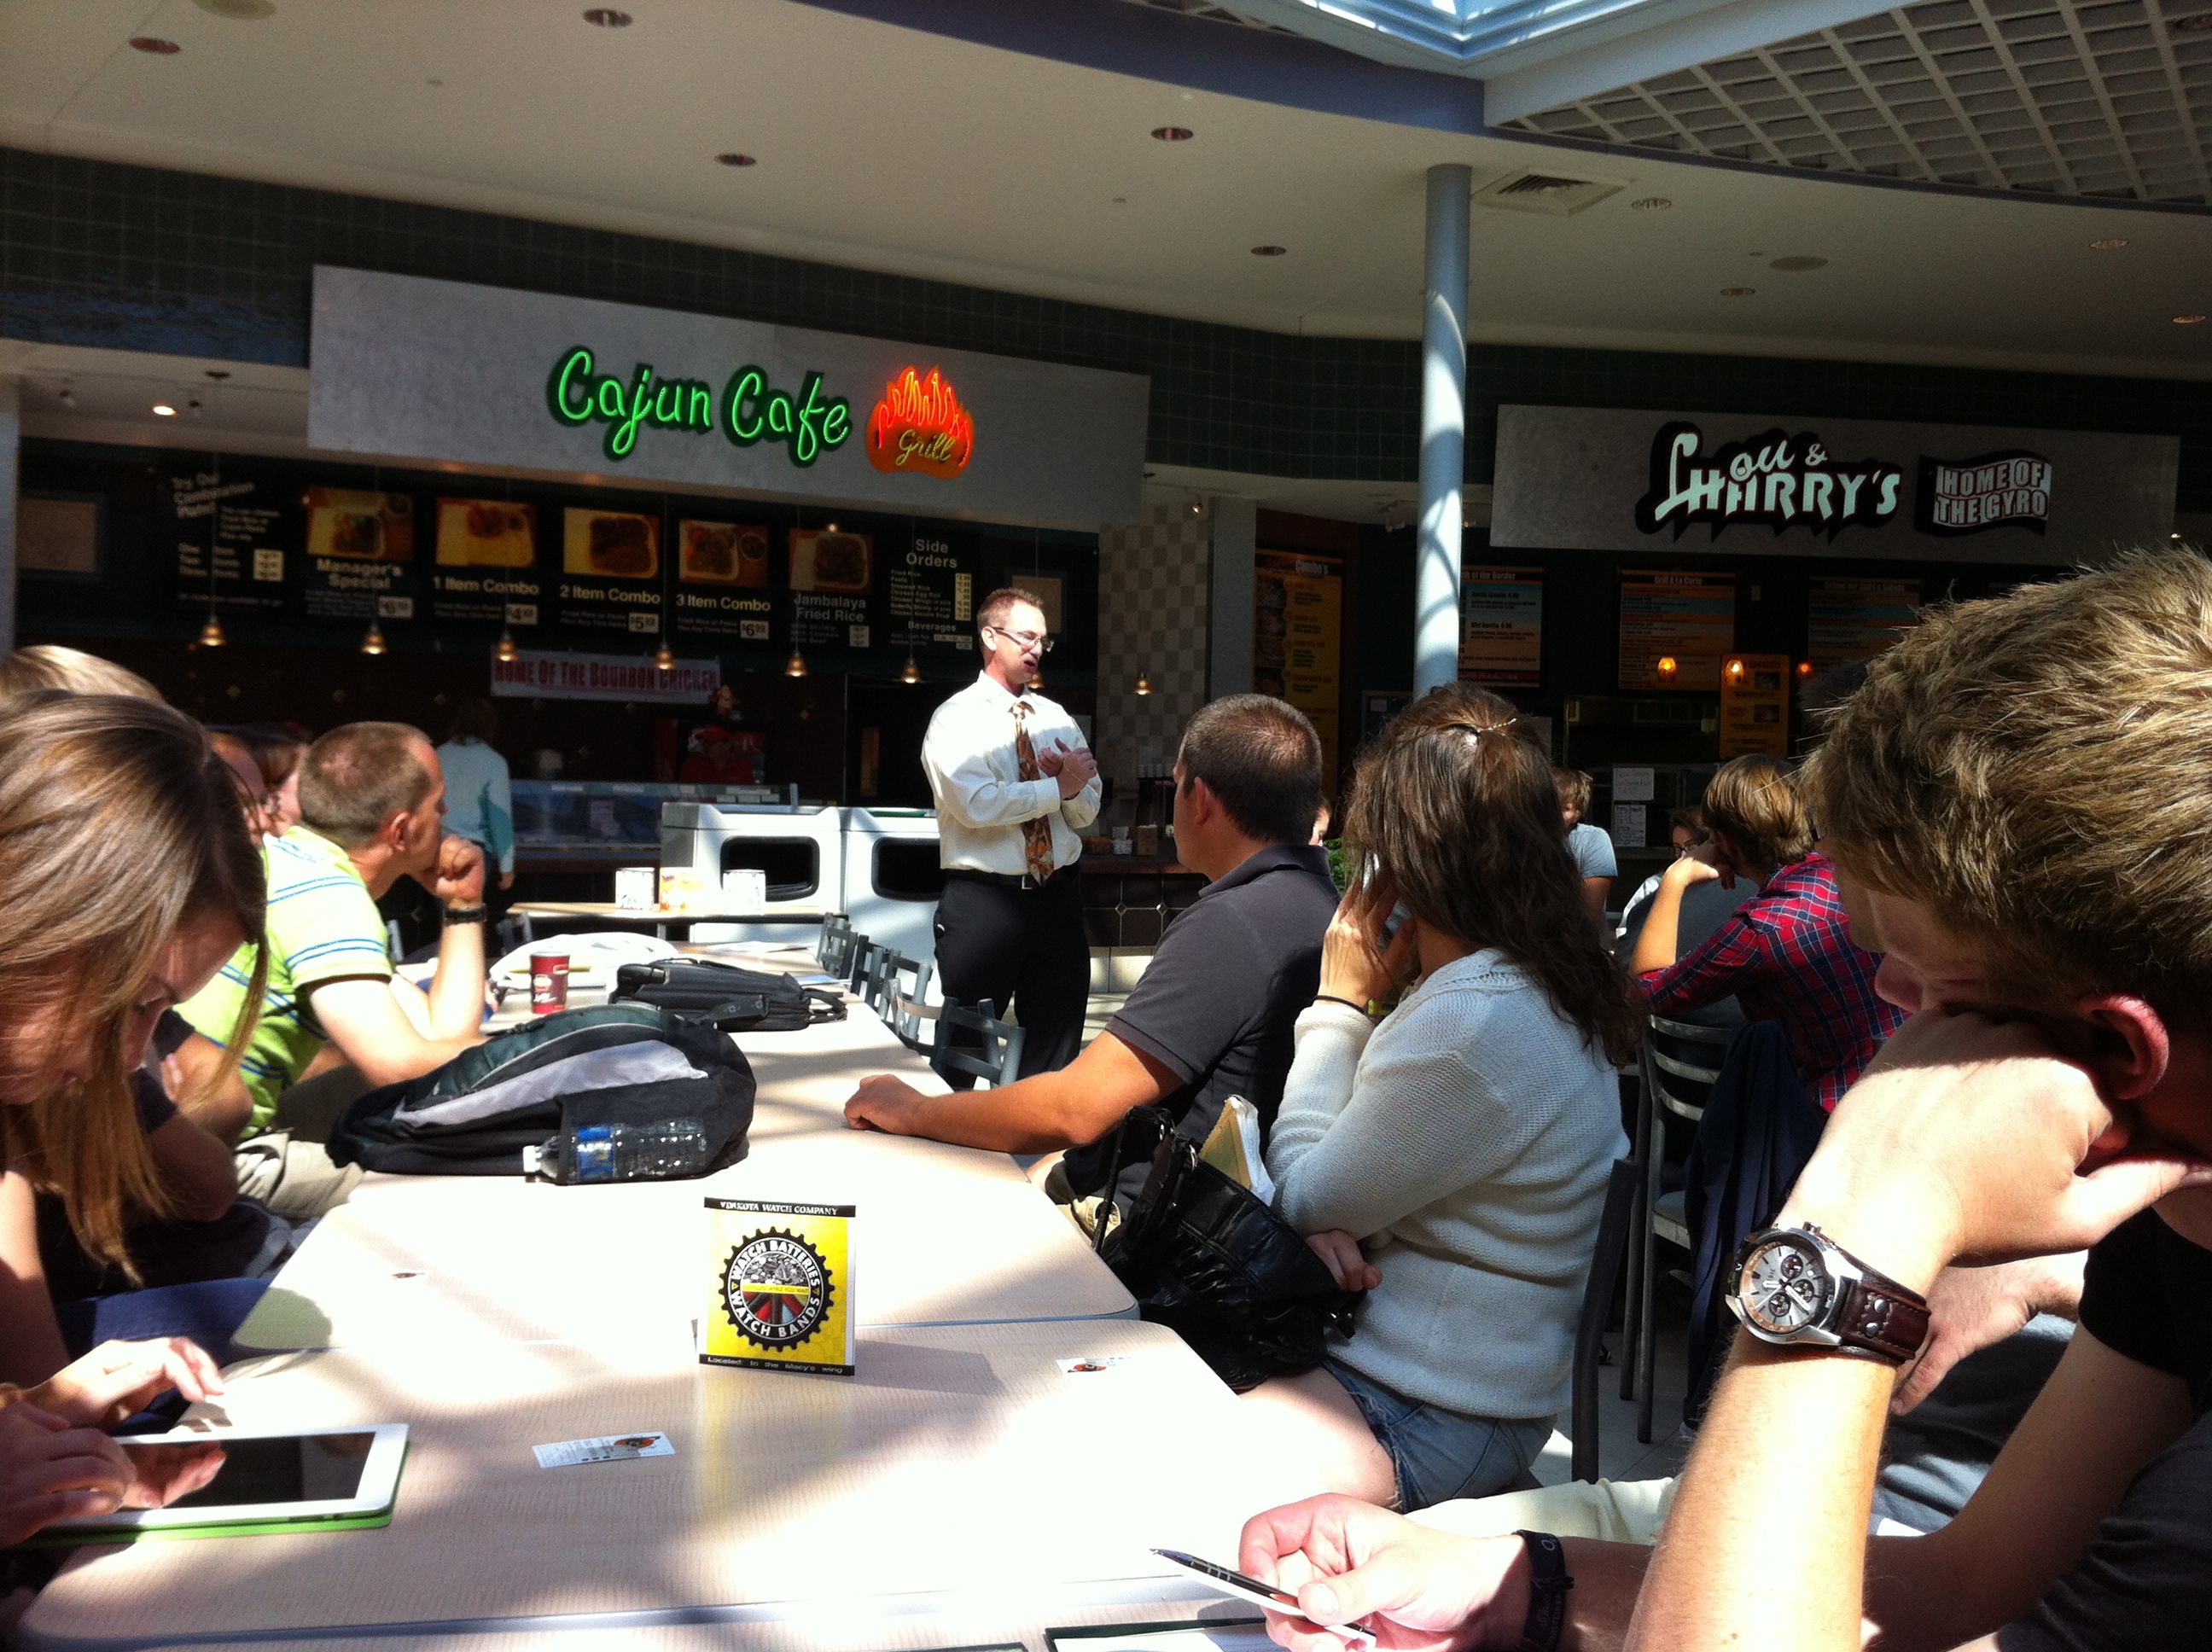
<box><xmin>933</xmin><ymin>870</ymin><xmax>1090</xmax><ymax>1081</ymax></box>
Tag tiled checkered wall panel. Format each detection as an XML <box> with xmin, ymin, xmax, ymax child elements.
<box><xmin>1095</xmin><ymin>503</ymin><xmax>1212</xmax><ymax>790</ymax></box>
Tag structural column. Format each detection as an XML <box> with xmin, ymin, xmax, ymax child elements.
<box><xmin>0</xmin><ymin>375</ymin><xmax>18</xmax><ymax>654</ymax></box>
<box><xmin>1207</xmin><ymin>494</ymin><xmax>1255</xmax><ymax>702</ymax></box>
<box><xmin>1413</xmin><ymin>163</ymin><xmax>1470</xmax><ymax>699</ymax></box>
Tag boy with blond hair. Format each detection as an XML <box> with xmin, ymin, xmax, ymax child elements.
<box><xmin>1236</xmin><ymin>552</ymin><xmax>2212</xmax><ymax>1652</ymax></box>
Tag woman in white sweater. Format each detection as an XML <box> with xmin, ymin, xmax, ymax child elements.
<box><xmin>1244</xmin><ymin>685</ymin><xmax>1639</xmax><ymax>1510</ymax></box>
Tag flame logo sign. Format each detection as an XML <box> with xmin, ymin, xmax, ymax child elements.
<box><xmin>866</xmin><ymin>367</ymin><xmax>975</xmax><ymax>480</ymax></box>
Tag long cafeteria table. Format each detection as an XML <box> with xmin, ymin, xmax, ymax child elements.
<box><xmin>21</xmin><ymin>1320</ymin><xmax>1320</xmax><ymax>1652</ymax></box>
<box><xmin>235</xmin><ymin>995</ymin><xmax>1136</xmax><ymax>1353</ymax></box>
<box><xmin>23</xmin><ymin>980</ymin><xmax>1303</xmax><ymax>1652</ymax></box>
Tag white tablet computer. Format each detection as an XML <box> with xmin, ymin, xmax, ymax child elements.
<box><xmin>46</xmin><ymin>1423</ymin><xmax>409</xmax><ymax>1536</ymax></box>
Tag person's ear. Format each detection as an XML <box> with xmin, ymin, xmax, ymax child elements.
<box><xmin>1181</xmin><ymin>774</ymin><xmax>1217</xmax><ymax>828</ymax></box>
<box><xmin>2072</xmin><ymin>993</ymin><xmax>2172</xmax><ymax>1103</ymax></box>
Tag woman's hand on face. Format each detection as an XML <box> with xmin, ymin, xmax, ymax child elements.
<box><xmin>27</xmin><ymin>1338</ymin><xmax>224</xmax><ymax>1428</ymax></box>
<box><xmin>1304</xmin><ymin>1231</ymin><xmax>1382</xmax><ymax>1294</ymax></box>
<box><xmin>1663</xmin><ymin>842</ymin><xmax>1730</xmax><ymax>892</ymax></box>
<box><xmin>1318</xmin><ymin>893</ymin><xmax>1418</xmax><ymax>1009</ymax></box>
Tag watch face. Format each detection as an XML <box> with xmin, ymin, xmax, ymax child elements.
<box><xmin>1739</xmin><ymin>1236</ymin><xmax>1831</xmax><ymax>1335</ymax></box>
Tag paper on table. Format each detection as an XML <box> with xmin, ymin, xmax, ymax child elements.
<box><xmin>532</xmin><ymin>1432</ymin><xmax>674</xmax><ymax>1468</ymax></box>
<box><xmin>1047</xmin><ymin>1625</ymin><xmax>1272</xmax><ymax>1652</ymax></box>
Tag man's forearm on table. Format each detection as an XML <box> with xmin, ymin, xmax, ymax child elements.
<box><xmin>905</xmin><ymin>1074</ymin><xmax>1094</xmax><ymax>1155</ymax></box>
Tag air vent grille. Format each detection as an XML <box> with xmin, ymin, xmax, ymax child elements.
<box><xmin>1473</xmin><ymin>170</ymin><xmax>1625</xmax><ymax>215</ymax></box>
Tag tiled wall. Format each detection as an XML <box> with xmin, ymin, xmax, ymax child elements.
<box><xmin>5</xmin><ymin>147</ymin><xmax>2212</xmax><ymax>503</ymax></box>
<box><xmin>1095</xmin><ymin>503</ymin><xmax>1212</xmax><ymax>792</ymax></box>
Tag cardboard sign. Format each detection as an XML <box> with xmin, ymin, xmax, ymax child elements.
<box><xmin>702</xmin><ymin>1199</ymin><xmax>856</xmax><ymax>1376</ymax></box>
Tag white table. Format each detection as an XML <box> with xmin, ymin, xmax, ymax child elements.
<box><xmin>235</xmin><ymin>1006</ymin><xmax>1134</xmax><ymax>1352</ymax></box>
<box><xmin>24</xmin><ymin>1323</ymin><xmax>1317</xmax><ymax>1652</ymax></box>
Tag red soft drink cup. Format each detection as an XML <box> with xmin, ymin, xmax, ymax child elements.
<box><xmin>530</xmin><ymin>952</ymin><xmax>570</xmax><ymax>1014</ymax></box>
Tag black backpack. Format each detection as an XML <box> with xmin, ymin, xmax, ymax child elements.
<box><xmin>329</xmin><ymin>1003</ymin><xmax>754</xmax><ymax>1177</ymax></box>
<box><xmin>611</xmin><ymin>958</ymin><xmax>846</xmax><ymax>1032</ymax></box>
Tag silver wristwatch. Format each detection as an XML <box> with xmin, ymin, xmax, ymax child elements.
<box><xmin>1727</xmin><ymin>1222</ymin><xmax>1932</xmax><ymax>1366</ymax></box>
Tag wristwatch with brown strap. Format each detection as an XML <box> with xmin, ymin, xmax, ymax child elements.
<box><xmin>1727</xmin><ymin>1221</ymin><xmax>1932</xmax><ymax>1365</ymax></box>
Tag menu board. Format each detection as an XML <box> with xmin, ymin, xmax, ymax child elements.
<box><xmin>1257</xmin><ymin>552</ymin><xmax>1342</xmax><ymax>782</ymax></box>
<box><xmin>1459</xmin><ymin>565</ymin><xmax>1544</xmax><ymax>685</ymax></box>
<box><xmin>299</xmin><ymin>487</ymin><xmax>418</xmax><ymax>623</ymax></box>
<box><xmin>558</xmin><ymin>507</ymin><xmax>664</xmax><ymax>637</ymax></box>
<box><xmin>432</xmin><ymin>497</ymin><xmax>545</xmax><ymax>631</ymax></box>
<box><xmin>789</xmin><ymin>527</ymin><xmax>874</xmax><ymax>652</ymax></box>
<box><xmin>888</xmin><ymin>529</ymin><xmax>981</xmax><ymax>656</ymax></box>
<box><xmin>1718</xmin><ymin>653</ymin><xmax>1791</xmax><ymax>757</ymax></box>
<box><xmin>1619</xmin><ymin>569</ymin><xmax>1736</xmax><ymax>691</ymax></box>
<box><xmin>671</xmin><ymin>519</ymin><xmax>775</xmax><ymax>645</ymax></box>
<box><xmin>169</xmin><ymin>468</ymin><xmax>289</xmax><ymax>614</ymax></box>
<box><xmin>1807</xmin><ymin>575</ymin><xmax>1921</xmax><ymax>672</ymax></box>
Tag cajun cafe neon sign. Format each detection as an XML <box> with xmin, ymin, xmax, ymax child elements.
<box><xmin>547</xmin><ymin>346</ymin><xmax>853</xmax><ymax>467</ymax></box>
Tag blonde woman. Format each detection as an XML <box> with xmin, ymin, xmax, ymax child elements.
<box><xmin>0</xmin><ymin>695</ymin><xmax>268</xmax><ymax>1386</ymax></box>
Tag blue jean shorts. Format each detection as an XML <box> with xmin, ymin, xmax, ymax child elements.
<box><xmin>1325</xmin><ymin>1359</ymin><xmax>1555</xmax><ymax>1512</ymax></box>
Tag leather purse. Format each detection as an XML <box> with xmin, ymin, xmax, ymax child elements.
<box><xmin>1094</xmin><ymin>1106</ymin><xmax>1360</xmax><ymax>1392</ymax></box>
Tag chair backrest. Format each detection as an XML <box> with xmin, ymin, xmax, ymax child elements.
<box><xmin>878</xmin><ymin>956</ymin><xmax>937</xmax><ymax>1052</ymax></box>
<box><xmin>816</xmin><ymin>913</ymin><xmax>856</xmax><ymax>976</ymax></box>
<box><xmin>860</xmin><ymin>945</ymin><xmax>927</xmax><ymax>1022</ymax></box>
<box><xmin>932</xmin><ymin>998</ymin><xmax>1025</xmax><ymax>1089</ymax></box>
<box><xmin>1645</xmin><ymin>1014</ymin><xmax>1732</xmax><ymax>1126</ymax></box>
<box><xmin>1571</xmin><ymin>1155</ymin><xmax>1643</xmax><ymax>1484</ymax></box>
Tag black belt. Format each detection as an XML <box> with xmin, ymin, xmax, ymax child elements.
<box><xmin>943</xmin><ymin>865</ymin><xmax>1078</xmax><ymax>892</ymax></box>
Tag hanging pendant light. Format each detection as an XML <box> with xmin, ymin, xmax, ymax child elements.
<box><xmin>900</xmin><ymin>652</ymin><xmax>921</xmax><ymax>684</ymax></box>
<box><xmin>360</xmin><ymin>620</ymin><xmax>388</xmax><ymax>656</ymax></box>
<box><xmin>655</xmin><ymin>637</ymin><xmax>677</xmax><ymax>672</ymax></box>
<box><xmin>196</xmin><ymin>609</ymin><xmax>227</xmax><ymax>649</ymax></box>
<box><xmin>1134</xmin><ymin>671</ymin><xmax>1153</xmax><ymax>696</ymax></box>
<box><xmin>495</xmin><ymin>627</ymin><xmax>520</xmax><ymax>664</ymax></box>
<box><xmin>785</xmin><ymin>646</ymin><xmax>807</xmax><ymax>678</ymax></box>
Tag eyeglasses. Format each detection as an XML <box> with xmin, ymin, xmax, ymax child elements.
<box><xmin>985</xmin><ymin>626</ymin><xmax>1056</xmax><ymax>653</ymax></box>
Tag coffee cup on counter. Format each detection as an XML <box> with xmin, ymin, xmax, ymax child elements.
<box><xmin>530</xmin><ymin>952</ymin><xmax>571</xmax><ymax>1014</ymax></box>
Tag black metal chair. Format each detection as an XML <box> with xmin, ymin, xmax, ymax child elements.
<box><xmin>863</xmin><ymin>948</ymin><xmax>934</xmax><ymax>1046</ymax></box>
<box><xmin>1570</xmin><ymin>1156</ymin><xmax>1643</xmax><ymax>1484</ymax></box>
<box><xmin>932</xmin><ymin>998</ymin><xmax>1025</xmax><ymax>1090</ymax></box>
<box><xmin>815</xmin><ymin>913</ymin><xmax>858</xmax><ymax>980</ymax></box>
<box><xmin>1624</xmin><ymin>1014</ymin><xmax>1732</xmax><ymax>1444</ymax></box>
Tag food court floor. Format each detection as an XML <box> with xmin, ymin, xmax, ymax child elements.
<box><xmin>1082</xmin><ymin>987</ymin><xmax>1697</xmax><ymax>1491</ymax></box>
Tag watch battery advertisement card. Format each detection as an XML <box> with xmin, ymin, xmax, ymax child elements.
<box><xmin>702</xmin><ymin>1198</ymin><xmax>856</xmax><ymax>1376</ymax></box>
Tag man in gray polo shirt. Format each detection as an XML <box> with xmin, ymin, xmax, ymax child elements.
<box><xmin>845</xmin><ymin>695</ymin><xmax>1340</xmax><ymax>1193</ymax></box>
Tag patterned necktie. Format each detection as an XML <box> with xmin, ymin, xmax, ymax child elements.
<box><xmin>1010</xmin><ymin>700</ymin><xmax>1057</xmax><ymax>883</ymax></box>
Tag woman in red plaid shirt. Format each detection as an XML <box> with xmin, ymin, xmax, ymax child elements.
<box><xmin>1627</xmin><ymin>756</ymin><xmax>1902</xmax><ymax>1110</ymax></box>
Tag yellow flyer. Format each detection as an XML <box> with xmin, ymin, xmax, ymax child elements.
<box><xmin>701</xmin><ymin>1199</ymin><xmax>856</xmax><ymax>1376</ymax></box>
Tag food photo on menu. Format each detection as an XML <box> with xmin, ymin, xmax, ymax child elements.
<box><xmin>436</xmin><ymin>497</ymin><xmax>538</xmax><ymax>567</ymax></box>
<box><xmin>306</xmin><ymin>488</ymin><xmax>415</xmax><ymax>561</ymax></box>
<box><xmin>680</xmin><ymin>520</ymin><xmax>770</xmax><ymax>587</ymax></box>
<box><xmin>565</xmin><ymin>508</ymin><xmax>660</xmax><ymax>578</ymax></box>
<box><xmin>789</xmin><ymin>526</ymin><xmax>871</xmax><ymax>591</ymax></box>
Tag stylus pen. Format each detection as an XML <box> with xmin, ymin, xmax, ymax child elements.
<box><xmin>1151</xmin><ymin>1549</ymin><xmax>1378</xmax><ymax>1648</ymax></box>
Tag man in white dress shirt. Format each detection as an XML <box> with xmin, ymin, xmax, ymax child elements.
<box><xmin>919</xmin><ymin>587</ymin><xmax>1101</xmax><ymax>1079</ymax></box>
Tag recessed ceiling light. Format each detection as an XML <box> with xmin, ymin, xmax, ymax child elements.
<box><xmin>205</xmin><ymin>369</ymin><xmax>230</xmax><ymax>381</ymax></box>
<box><xmin>582</xmin><ymin>8</ymin><xmax>632</xmax><ymax>26</ymax></box>
<box><xmin>191</xmin><ymin>0</ymin><xmax>276</xmax><ymax>18</ymax></box>
<box><xmin>1630</xmin><ymin>197</ymin><xmax>1672</xmax><ymax>211</ymax></box>
<box><xmin>1110</xmin><ymin>195</ymin><xmax>1127</xmax><ymax>205</ymax></box>
<box><xmin>1770</xmin><ymin>255</ymin><xmax>1827</xmax><ymax>271</ymax></box>
<box><xmin>427</xmin><ymin>77</ymin><xmax>445</xmax><ymax>87</ymax></box>
<box><xmin>1720</xmin><ymin>287</ymin><xmax>1756</xmax><ymax>298</ymax></box>
<box><xmin>1251</xmin><ymin>245</ymin><xmax>1287</xmax><ymax>257</ymax></box>
<box><xmin>2090</xmin><ymin>237</ymin><xmax>2128</xmax><ymax>249</ymax></box>
<box><xmin>1151</xmin><ymin>126</ymin><xmax>1194</xmax><ymax>142</ymax></box>
<box><xmin>2176</xmin><ymin>314</ymin><xmax>2208</xmax><ymax>324</ymax></box>
<box><xmin>128</xmin><ymin>36</ymin><xmax>181</xmax><ymax>54</ymax></box>
<box><xmin>151</xmin><ymin>403</ymin><xmax>178</xmax><ymax>416</ymax></box>
<box><xmin>714</xmin><ymin>153</ymin><xmax>756</xmax><ymax>167</ymax></box>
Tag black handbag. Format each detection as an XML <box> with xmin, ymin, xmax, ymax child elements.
<box><xmin>611</xmin><ymin>958</ymin><xmax>847</xmax><ymax>1032</ymax></box>
<box><xmin>1095</xmin><ymin>1107</ymin><xmax>1360</xmax><ymax>1392</ymax></box>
